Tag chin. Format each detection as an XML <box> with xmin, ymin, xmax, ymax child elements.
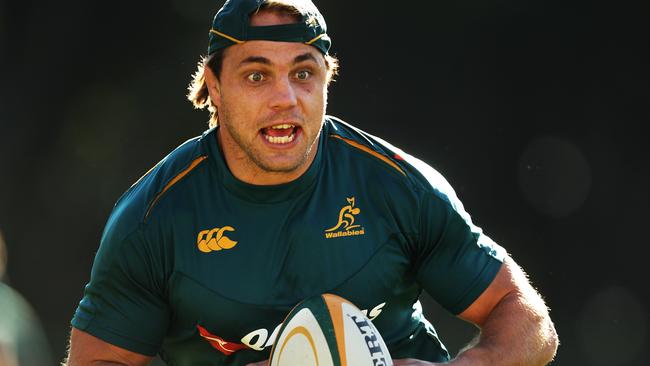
<box><xmin>256</xmin><ymin>153</ymin><xmax>308</xmax><ymax>173</ymax></box>
<box><xmin>261</xmin><ymin>161</ymin><xmax>304</xmax><ymax>174</ymax></box>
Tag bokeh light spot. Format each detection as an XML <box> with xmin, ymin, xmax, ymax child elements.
<box><xmin>517</xmin><ymin>136</ymin><xmax>591</xmax><ymax>218</ymax></box>
<box><xmin>576</xmin><ymin>285</ymin><xmax>647</xmax><ymax>366</ymax></box>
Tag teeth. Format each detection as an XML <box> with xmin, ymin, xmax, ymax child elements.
<box><xmin>271</xmin><ymin>124</ymin><xmax>295</xmax><ymax>129</ymax></box>
<box><xmin>265</xmin><ymin>132</ymin><xmax>296</xmax><ymax>144</ymax></box>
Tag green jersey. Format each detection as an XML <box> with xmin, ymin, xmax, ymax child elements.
<box><xmin>71</xmin><ymin>116</ymin><xmax>505</xmax><ymax>365</ymax></box>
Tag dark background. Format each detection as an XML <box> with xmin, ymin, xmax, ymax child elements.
<box><xmin>1</xmin><ymin>0</ymin><xmax>648</xmax><ymax>364</ymax></box>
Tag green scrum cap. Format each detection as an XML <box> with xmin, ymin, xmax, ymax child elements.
<box><xmin>208</xmin><ymin>0</ymin><xmax>331</xmax><ymax>55</ymax></box>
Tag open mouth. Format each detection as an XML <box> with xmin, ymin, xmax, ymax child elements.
<box><xmin>261</xmin><ymin>123</ymin><xmax>299</xmax><ymax>145</ymax></box>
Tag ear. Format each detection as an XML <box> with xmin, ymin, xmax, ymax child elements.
<box><xmin>204</xmin><ymin>65</ymin><xmax>222</xmax><ymax>108</ymax></box>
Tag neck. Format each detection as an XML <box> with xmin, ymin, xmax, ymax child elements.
<box><xmin>216</xmin><ymin>130</ymin><xmax>319</xmax><ymax>186</ymax></box>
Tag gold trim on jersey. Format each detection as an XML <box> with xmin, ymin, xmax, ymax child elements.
<box><xmin>144</xmin><ymin>156</ymin><xmax>208</xmax><ymax>220</ymax></box>
<box><xmin>329</xmin><ymin>135</ymin><xmax>406</xmax><ymax>176</ymax></box>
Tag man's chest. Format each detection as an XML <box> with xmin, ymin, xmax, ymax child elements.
<box><xmin>160</xmin><ymin>190</ymin><xmax>418</xmax><ymax>360</ymax></box>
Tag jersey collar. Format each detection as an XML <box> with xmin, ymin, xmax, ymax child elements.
<box><xmin>204</xmin><ymin>126</ymin><xmax>325</xmax><ymax>203</ymax></box>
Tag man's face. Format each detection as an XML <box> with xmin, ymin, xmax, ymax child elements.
<box><xmin>207</xmin><ymin>11</ymin><xmax>329</xmax><ymax>182</ymax></box>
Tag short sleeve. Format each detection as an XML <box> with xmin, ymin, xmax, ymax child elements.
<box><xmin>413</xmin><ymin>180</ymin><xmax>506</xmax><ymax>315</ymax></box>
<box><xmin>71</xmin><ymin>225</ymin><xmax>170</xmax><ymax>356</ymax></box>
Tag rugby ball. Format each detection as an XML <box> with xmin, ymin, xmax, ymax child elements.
<box><xmin>269</xmin><ymin>293</ymin><xmax>393</xmax><ymax>366</ymax></box>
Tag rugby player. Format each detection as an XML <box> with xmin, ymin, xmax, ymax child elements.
<box><xmin>64</xmin><ymin>0</ymin><xmax>559</xmax><ymax>365</ymax></box>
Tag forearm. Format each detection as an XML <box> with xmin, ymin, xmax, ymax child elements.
<box><xmin>64</xmin><ymin>328</ymin><xmax>153</xmax><ymax>366</ymax></box>
<box><xmin>64</xmin><ymin>355</ymin><xmax>150</xmax><ymax>366</ymax></box>
<box><xmin>451</xmin><ymin>291</ymin><xmax>558</xmax><ymax>366</ymax></box>
<box><xmin>65</xmin><ymin>362</ymin><xmax>132</xmax><ymax>366</ymax></box>
<box><xmin>64</xmin><ymin>356</ymin><xmax>144</xmax><ymax>366</ymax></box>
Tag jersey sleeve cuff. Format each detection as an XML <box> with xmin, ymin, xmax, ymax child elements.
<box><xmin>448</xmin><ymin>258</ymin><xmax>503</xmax><ymax>315</ymax></box>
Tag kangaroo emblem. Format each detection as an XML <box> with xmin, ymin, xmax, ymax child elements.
<box><xmin>325</xmin><ymin>197</ymin><xmax>361</xmax><ymax>232</ymax></box>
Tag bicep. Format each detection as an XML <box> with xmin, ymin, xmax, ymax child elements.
<box><xmin>67</xmin><ymin>327</ymin><xmax>154</xmax><ymax>366</ymax></box>
<box><xmin>457</xmin><ymin>255</ymin><xmax>530</xmax><ymax>326</ymax></box>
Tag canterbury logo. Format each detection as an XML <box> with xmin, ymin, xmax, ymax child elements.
<box><xmin>325</xmin><ymin>197</ymin><xmax>365</xmax><ymax>238</ymax></box>
<box><xmin>197</xmin><ymin>226</ymin><xmax>238</xmax><ymax>253</ymax></box>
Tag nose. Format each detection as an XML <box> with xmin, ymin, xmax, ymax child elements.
<box><xmin>269</xmin><ymin>76</ymin><xmax>298</xmax><ymax>110</ymax></box>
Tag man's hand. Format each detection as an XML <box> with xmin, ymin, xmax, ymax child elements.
<box><xmin>246</xmin><ymin>359</ymin><xmax>440</xmax><ymax>366</ymax></box>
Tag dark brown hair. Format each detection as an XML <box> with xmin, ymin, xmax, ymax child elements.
<box><xmin>186</xmin><ymin>1</ymin><xmax>339</xmax><ymax>128</ymax></box>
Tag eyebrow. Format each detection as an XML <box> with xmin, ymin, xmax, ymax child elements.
<box><xmin>238</xmin><ymin>52</ymin><xmax>319</xmax><ymax>67</ymax></box>
<box><xmin>293</xmin><ymin>52</ymin><xmax>318</xmax><ymax>64</ymax></box>
<box><xmin>239</xmin><ymin>56</ymin><xmax>272</xmax><ymax>66</ymax></box>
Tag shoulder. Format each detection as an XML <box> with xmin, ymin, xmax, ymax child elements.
<box><xmin>324</xmin><ymin>116</ymin><xmax>460</xmax><ymax>207</ymax></box>
<box><xmin>102</xmin><ymin>130</ymin><xmax>213</xmax><ymax>242</ymax></box>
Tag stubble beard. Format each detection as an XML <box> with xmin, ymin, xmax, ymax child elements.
<box><xmin>220</xmin><ymin>106</ymin><xmax>321</xmax><ymax>174</ymax></box>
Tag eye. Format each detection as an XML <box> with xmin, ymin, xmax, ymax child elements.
<box><xmin>295</xmin><ymin>70</ymin><xmax>311</xmax><ymax>80</ymax></box>
<box><xmin>247</xmin><ymin>72</ymin><xmax>264</xmax><ymax>83</ymax></box>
